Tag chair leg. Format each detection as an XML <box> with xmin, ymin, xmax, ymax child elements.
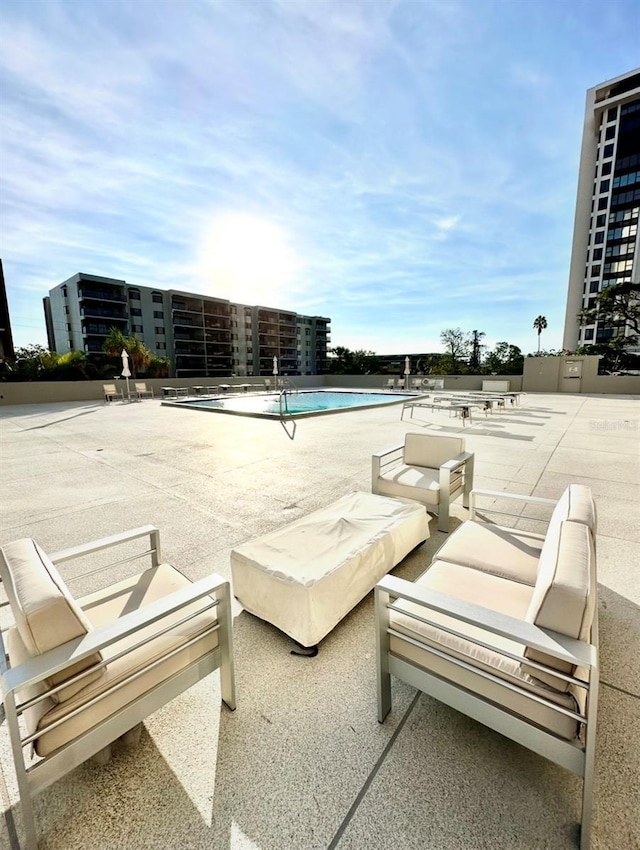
<box><xmin>217</xmin><ymin>583</ymin><xmax>236</xmax><ymax>711</ymax></box>
<box><xmin>4</xmin><ymin>696</ymin><xmax>39</xmax><ymax>849</ymax></box>
<box><xmin>375</xmin><ymin>587</ymin><xmax>392</xmax><ymax>722</ymax></box>
<box><xmin>580</xmin><ymin>670</ymin><xmax>599</xmax><ymax>849</ymax></box>
<box><xmin>438</xmin><ymin>495</ymin><xmax>450</xmax><ymax>533</ymax></box>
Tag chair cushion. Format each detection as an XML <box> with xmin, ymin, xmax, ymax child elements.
<box><xmin>388</xmin><ymin>560</ymin><xmax>579</xmax><ymax>740</ymax></box>
<box><xmin>403</xmin><ymin>434</ymin><xmax>465</xmax><ymax>469</ymax></box>
<box><xmin>32</xmin><ymin>563</ymin><xmax>219</xmax><ymax>756</ymax></box>
<box><xmin>432</xmin><ymin>521</ymin><xmax>543</xmax><ymax>585</ymax></box>
<box><xmin>377</xmin><ymin>466</ymin><xmax>446</xmax><ymax>506</ymax></box>
<box><xmin>523</xmin><ymin>521</ymin><xmax>595</xmax><ymax>691</ymax></box>
<box><xmin>0</xmin><ymin>539</ymin><xmax>104</xmax><ymax>703</ymax></box>
<box><xmin>549</xmin><ymin>484</ymin><xmax>598</xmax><ymax>534</ymax></box>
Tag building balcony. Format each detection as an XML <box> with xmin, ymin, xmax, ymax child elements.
<box><xmin>78</xmin><ymin>289</ymin><xmax>126</xmax><ymax>303</ymax></box>
<box><xmin>80</xmin><ymin>307</ymin><xmax>128</xmax><ymax>322</ymax></box>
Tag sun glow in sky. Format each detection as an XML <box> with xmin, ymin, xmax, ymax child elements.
<box><xmin>1</xmin><ymin>0</ymin><xmax>639</xmax><ymax>356</ymax></box>
<box><xmin>197</xmin><ymin>214</ymin><xmax>300</xmax><ymax>307</ymax></box>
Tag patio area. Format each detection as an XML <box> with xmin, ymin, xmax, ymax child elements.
<box><xmin>0</xmin><ymin>391</ymin><xmax>638</xmax><ymax>850</ymax></box>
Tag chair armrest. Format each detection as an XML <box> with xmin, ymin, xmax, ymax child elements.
<box><xmin>376</xmin><ymin>574</ymin><xmax>596</xmax><ymax>670</ymax></box>
<box><xmin>372</xmin><ymin>444</ymin><xmax>404</xmax><ymax>462</ymax></box>
<box><xmin>471</xmin><ymin>489</ymin><xmax>557</xmax><ymax>506</ymax></box>
<box><xmin>50</xmin><ymin>525</ymin><xmax>160</xmax><ymax>566</ymax></box>
<box><xmin>469</xmin><ymin>490</ymin><xmax>558</xmax><ymax>523</ymax></box>
<box><xmin>1</xmin><ymin>572</ymin><xmax>229</xmax><ymax>698</ymax></box>
<box><xmin>440</xmin><ymin>451</ymin><xmax>474</xmax><ymax>472</ymax></box>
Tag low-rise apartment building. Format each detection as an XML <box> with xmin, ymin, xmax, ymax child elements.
<box><xmin>43</xmin><ymin>273</ymin><xmax>330</xmax><ymax>377</ymax></box>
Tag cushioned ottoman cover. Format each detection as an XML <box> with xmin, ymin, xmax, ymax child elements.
<box><xmin>231</xmin><ymin>492</ymin><xmax>429</xmax><ymax>647</ymax></box>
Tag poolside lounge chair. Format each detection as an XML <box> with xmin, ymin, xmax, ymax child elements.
<box><xmin>375</xmin><ymin>485</ymin><xmax>598</xmax><ymax>849</ymax></box>
<box><xmin>383</xmin><ymin>378</ymin><xmax>396</xmax><ymax>390</ymax></box>
<box><xmin>0</xmin><ymin>526</ymin><xmax>236</xmax><ymax>848</ymax></box>
<box><xmin>134</xmin><ymin>381</ymin><xmax>154</xmax><ymax>400</ymax></box>
<box><xmin>372</xmin><ymin>433</ymin><xmax>474</xmax><ymax>532</ymax></box>
<box><xmin>103</xmin><ymin>383</ymin><xmax>123</xmax><ymax>403</ymax></box>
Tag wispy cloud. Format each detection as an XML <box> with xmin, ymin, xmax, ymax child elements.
<box><xmin>1</xmin><ymin>0</ymin><xmax>638</xmax><ymax>354</ymax></box>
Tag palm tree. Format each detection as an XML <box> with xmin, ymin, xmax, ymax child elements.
<box><xmin>102</xmin><ymin>328</ymin><xmax>151</xmax><ymax>378</ymax></box>
<box><xmin>533</xmin><ymin>315</ymin><xmax>547</xmax><ymax>354</ymax></box>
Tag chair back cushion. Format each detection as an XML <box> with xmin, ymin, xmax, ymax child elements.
<box><xmin>0</xmin><ymin>539</ymin><xmax>104</xmax><ymax>703</ymax></box>
<box><xmin>522</xmin><ymin>521</ymin><xmax>595</xmax><ymax>691</ymax></box>
<box><xmin>549</xmin><ymin>484</ymin><xmax>597</xmax><ymax>535</ymax></box>
<box><xmin>403</xmin><ymin>434</ymin><xmax>465</xmax><ymax>469</ymax></box>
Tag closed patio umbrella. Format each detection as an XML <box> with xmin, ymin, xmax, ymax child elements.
<box><xmin>121</xmin><ymin>349</ymin><xmax>131</xmax><ymax>399</ymax></box>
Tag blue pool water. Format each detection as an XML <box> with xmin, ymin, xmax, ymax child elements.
<box><xmin>165</xmin><ymin>390</ymin><xmax>416</xmax><ymax>418</ymax></box>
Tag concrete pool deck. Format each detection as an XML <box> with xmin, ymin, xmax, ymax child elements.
<box><xmin>0</xmin><ymin>391</ymin><xmax>638</xmax><ymax>849</ymax></box>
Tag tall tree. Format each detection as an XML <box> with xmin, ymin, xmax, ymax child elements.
<box><xmin>578</xmin><ymin>281</ymin><xmax>640</xmax><ymax>341</ymax></box>
<box><xmin>469</xmin><ymin>330</ymin><xmax>486</xmax><ymax>372</ymax></box>
<box><xmin>485</xmin><ymin>342</ymin><xmax>524</xmax><ymax>375</ymax></box>
<box><xmin>533</xmin><ymin>315</ymin><xmax>547</xmax><ymax>354</ymax></box>
<box><xmin>440</xmin><ymin>328</ymin><xmax>470</xmax><ymax>374</ymax></box>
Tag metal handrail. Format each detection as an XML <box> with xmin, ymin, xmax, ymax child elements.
<box><xmin>278</xmin><ymin>388</ymin><xmax>297</xmax><ymax>440</ymax></box>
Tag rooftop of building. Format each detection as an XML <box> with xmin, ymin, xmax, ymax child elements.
<box><xmin>0</xmin><ymin>389</ymin><xmax>638</xmax><ymax>850</ymax></box>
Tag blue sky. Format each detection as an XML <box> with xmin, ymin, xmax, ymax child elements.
<box><xmin>1</xmin><ymin>0</ymin><xmax>639</xmax><ymax>357</ymax></box>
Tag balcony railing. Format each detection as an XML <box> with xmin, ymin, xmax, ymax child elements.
<box><xmin>78</xmin><ymin>289</ymin><xmax>126</xmax><ymax>303</ymax></box>
<box><xmin>80</xmin><ymin>308</ymin><xmax>128</xmax><ymax>321</ymax></box>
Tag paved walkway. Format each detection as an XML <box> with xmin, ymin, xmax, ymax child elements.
<box><xmin>0</xmin><ymin>392</ymin><xmax>638</xmax><ymax>849</ymax></box>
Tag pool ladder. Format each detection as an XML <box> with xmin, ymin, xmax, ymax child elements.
<box><xmin>278</xmin><ymin>386</ymin><xmax>297</xmax><ymax>440</ymax></box>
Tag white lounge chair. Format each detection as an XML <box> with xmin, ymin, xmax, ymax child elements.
<box><xmin>372</xmin><ymin>433</ymin><xmax>474</xmax><ymax>532</ymax></box>
<box><xmin>0</xmin><ymin>526</ymin><xmax>236</xmax><ymax>848</ymax></box>
<box><xmin>134</xmin><ymin>381</ymin><xmax>154</xmax><ymax>400</ymax></box>
<box><xmin>103</xmin><ymin>383</ymin><xmax>123</xmax><ymax>403</ymax></box>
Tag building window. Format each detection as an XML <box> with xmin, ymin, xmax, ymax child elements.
<box><xmin>613</xmin><ymin>171</ymin><xmax>640</xmax><ymax>188</ymax></box>
<box><xmin>603</xmin><ymin>143</ymin><xmax>615</xmax><ymax>158</ymax></box>
<box><xmin>132</xmin><ymin>324</ymin><xmax>143</xmax><ymax>332</ymax></box>
<box><xmin>153</xmin><ymin>310</ymin><xmax>164</xmax><ymax>319</ymax></box>
<box><xmin>590</xmin><ymin>264</ymin><xmax>601</xmax><ymax>276</ymax></box>
<box><xmin>131</xmin><ymin>307</ymin><xmax>142</xmax><ymax>316</ymax></box>
<box><xmin>584</xmin><ymin>328</ymin><xmax>594</xmax><ymax>340</ymax></box>
<box><xmin>594</xmin><ymin>231</ymin><xmax>605</xmax><ymax>244</ymax></box>
<box><xmin>152</xmin><ymin>292</ymin><xmax>163</xmax><ymax>303</ymax></box>
<box><xmin>156</xmin><ymin>342</ymin><xmax>166</xmax><ymax>350</ymax></box>
<box><xmin>601</xmin><ymin>161</ymin><xmax>612</xmax><ymax>175</ymax></box>
<box><xmin>592</xmin><ymin>248</ymin><xmax>603</xmax><ymax>260</ymax></box>
<box><xmin>596</xmin><ymin>214</ymin><xmax>606</xmax><ymax>227</ymax></box>
<box><xmin>598</xmin><ymin>197</ymin><xmax>608</xmax><ymax>210</ymax></box>
<box><xmin>155</xmin><ymin>327</ymin><xmax>165</xmax><ymax>335</ymax></box>
<box><xmin>605</xmin><ymin>126</ymin><xmax>615</xmax><ymax>140</ymax></box>
<box><xmin>129</xmin><ymin>289</ymin><xmax>140</xmax><ymax>301</ymax></box>
<box><xmin>600</xmin><ymin>180</ymin><xmax>610</xmax><ymax>193</ymax></box>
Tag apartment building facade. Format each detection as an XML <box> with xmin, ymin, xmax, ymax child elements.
<box><xmin>43</xmin><ymin>273</ymin><xmax>330</xmax><ymax>377</ymax></box>
<box><xmin>563</xmin><ymin>69</ymin><xmax>640</xmax><ymax>352</ymax></box>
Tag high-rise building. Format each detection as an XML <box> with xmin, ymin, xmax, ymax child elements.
<box><xmin>43</xmin><ymin>273</ymin><xmax>330</xmax><ymax>377</ymax></box>
<box><xmin>563</xmin><ymin>69</ymin><xmax>640</xmax><ymax>352</ymax></box>
<box><xmin>0</xmin><ymin>259</ymin><xmax>16</xmax><ymax>361</ymax></box>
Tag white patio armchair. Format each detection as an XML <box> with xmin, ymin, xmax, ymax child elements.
<box><xmin>102</xmin><ymin>383</ymin><xmax>123</xmax><ymax>403</ymax></box>
<box><xmin>134</xmin><ymin>381</ymin><xmax>154</xmax><ymax>400</ymax></box>
<box><xmin>0</xmin><ymin>526</ymin><xmax>236</xmax><ymax>849</ymax></box>
<box><xmin>372</xmin><ymin>433</ymin><xmax>474</xmax><ymax>532</ymax></box>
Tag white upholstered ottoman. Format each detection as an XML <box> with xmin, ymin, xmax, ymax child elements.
<box><xmin>230</xmin><ymin>491</ymin><xmax>429</xmax><ymax>647</ymax></box>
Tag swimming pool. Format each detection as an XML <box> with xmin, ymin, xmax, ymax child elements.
<box><xmin>162</xmin><ymin>389</ymin><xmax>417</xmax><ymax>418</ymax></box>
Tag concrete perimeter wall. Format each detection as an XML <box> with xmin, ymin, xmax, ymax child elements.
<box><xmin>1</xmin><ymin>373</ymin><xmax>526</xmax><ymax>405</ymax></box>
<box><xmin>1</xmin><ymin>361</ymin><xmax>638</xmax><ymax>405</ymax></box>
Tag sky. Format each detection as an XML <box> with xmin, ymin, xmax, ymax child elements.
<box><xmin>1</xmin><ymin>0</ymin><xmax>639</xmax><ymax>358</ymax></box>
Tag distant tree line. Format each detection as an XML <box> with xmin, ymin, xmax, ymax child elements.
<box><xmin>0</xmin><ymin>328</ymin><xmax>170</xmax><ymax>382</ymax></box>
